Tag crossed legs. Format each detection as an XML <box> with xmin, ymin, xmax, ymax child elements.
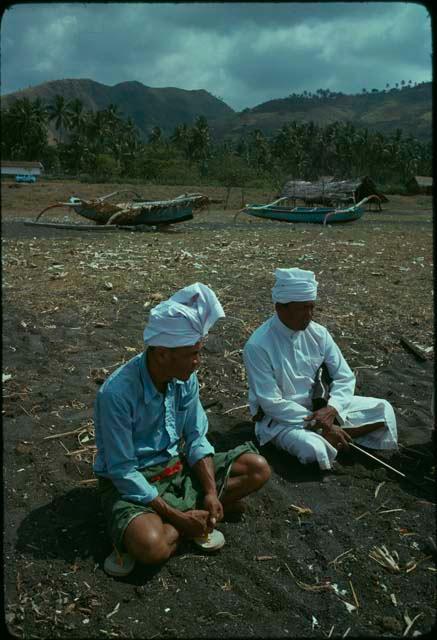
<box><xmin>123</xmin><ymin>453</ymin><xmax>270</xmax><ymax>565</ymax></box>
<box><xmin>273</xmin><ymin>422</ymin><xmax>387</xmax><ymax>469</ymax></box>
<box><xmin>343</xmin><ymin>422</ymin><xmax>385</xmax><ymax>439</ymax></box>
<box><xmin>323</xmin><ymin>421</ymin><xmax>385</xmax><ymax>448</ymax></box>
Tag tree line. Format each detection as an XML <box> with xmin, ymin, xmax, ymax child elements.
<box><xmin>1</xmin><ymin>94</ymin><xmax>432</xmax><ymax>190</ymax></box>
<box><xmin>283</xmin><ymin>80</ymin><xmax>427</xmax><ymax>101</ymax></box>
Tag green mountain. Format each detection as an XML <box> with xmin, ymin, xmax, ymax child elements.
<box><xmin>1</xmin><ymin>78</ymin><xmax>234</xmax><ymax>139</ymax></box>
<box><xmin>210</xmin><ymin>83</ymin><xmax>431</xmax><ymax>142</ymax></box>
<box><xmin>1</xmin><ymin>79</ymin><xmax>431</xmax><ymax>142</ymax></box>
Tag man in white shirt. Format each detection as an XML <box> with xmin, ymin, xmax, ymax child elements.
<box><xmin>243</xmin><ymin>268</ymin><xmax>398</xmax><ymax>471</ymax></box>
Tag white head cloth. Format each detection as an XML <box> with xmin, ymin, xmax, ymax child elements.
<box><xmin>143</xmin><ymin>282</ymin><xmax>225</xmax><ymax>347</ymax></box>
<box><xmin>272</xmin><ymin>267</ymin><xmax>318</xmax><ymax>303</ymax></box>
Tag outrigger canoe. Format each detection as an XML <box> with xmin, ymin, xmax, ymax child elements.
<box><xmin>238</xmin><ymin>195</ymin><xmax>381</xmax><ymax>225</ymax></box>
<box><xmin>27</xmin><ymin>190</ymin><xmax>209</xmax><ymax>228</ymax></box>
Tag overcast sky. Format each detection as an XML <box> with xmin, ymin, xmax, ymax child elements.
<box><xmin>1</xmin><ymin>2</ymin><xmax>432</xmax><ymax>111</ymax></box>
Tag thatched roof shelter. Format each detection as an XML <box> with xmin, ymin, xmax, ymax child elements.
<box><xmin>406</xmin><ymin>176</ymin><xmax>433</xmax><ymax>195</ymax></box>
<box><xmin>280</xmin><ymin>176</ymin><xmax>388</xmax><ymax>206</ymax></box>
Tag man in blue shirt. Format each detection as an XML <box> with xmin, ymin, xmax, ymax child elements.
<box><xmin>94</xmin><ymin>283</ymin><xmax>270</xmax><ymax>576</ymax></box>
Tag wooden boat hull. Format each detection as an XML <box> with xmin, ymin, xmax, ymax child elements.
<box><xmin>75</xmin><ymin>204</ymin><xmax>193</xmax><ymax>226</ymax></box>
<box><xmin>33</xmin><ymin>191</ymin><xmax>208</xmax><ymax>227</ymax></box>
<box><xmin>244</xmin><ymin>205</ymin><xmax>364</xmax><ymax>224</ymax></box>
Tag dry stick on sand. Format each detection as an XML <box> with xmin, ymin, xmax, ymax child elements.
<box><xmin>66</xmin><ymin>445</ymin><xmax>97</xmax><ymax>456</ymax></box>
<box><xmin>20</xmin><ymin>404</ymin><xmax>36</xmax><ymax>419</ymax></box>
<box><xmin>43</xmin><ymin>424</ymin><xmax>94</xmax><ymax>440</ymax></box>
<box><xmin>399</xmin><ymin>443</ymin><xmax>433</xmax><ymax>459</ymax></box>
<box><xmin>403</xmin><ymin>612</ymin><xmax>424</xmax><ymax>636</ymax></box>
<box><xmin>284</xmin><ymin>563</ymin><xmax>331</xmax><ymax>592</ymax></box>
<box><xmin>405</xmin><ymin>555</ymin><xmax>433</xmax><ymax>574</ymax></box>
<box><xmin>349</xmin><ymin>443</ymin><xmax>407</xmax><ymax>478</ymax></box>
<box><xmin>223</xmin><ymin>403</ymin><xmax>249</xmax><ymax>415</ymax></box>
<box><xmin>374</xmin><ymin>481</ymin><xmax>386</xmax><ymax>499</ymax></box>
<box><xmin>349</xmin><ymin>580</ymin><xmax>360</xmax><ymax>608</ymax></box>
<box><xmin>58</xmin><ymin>440</ymin><xmax>83</xmax><ymax>476</ymax></box>
<box><xmin>349</xmin><ymin>443</ymin><xmax>433</xmax><ymax>490</ymax></box>
<box><xmin>328</xmin><ymin>548</ymin><xmax>354</xmax><ymax>567</ymax></box>
<box><xmin>399</xmin><ymin>336</ymin><xmax>428</xmax><ymax>362</ymax></box>
<box><xmin>58</xmin><ymin>440</ymin><xmax>70</xmax><ymax>454</ymax></box>
<box><xmin>369</xmin><ymin>545</ymin><xmax>401</xmax><ymax>572</ymax></box>
<box><xmin>289</xmin><ymin>504</ymin><xmax>313</xmax><ymax>516</ymax></box>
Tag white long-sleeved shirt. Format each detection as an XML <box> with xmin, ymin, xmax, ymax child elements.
<box><xmin>243</xmin><ymin>314</ymin><xmax>356</xmax><ymax>445</ymax></box>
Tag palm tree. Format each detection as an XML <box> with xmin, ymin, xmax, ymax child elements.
<box><xmin>48</xmin><ymin>94</ymin><xmax>71</xmax><ymax>143</ymax></box>
<box><xmin>148</xmin><ymin>126</ymin><xmax>163</xmax><ymax>146</ymax></box>
<box><xmin>2</xmin><ymin>97</ymin><xmax>49</xmax><ymax>159</ymax></box>
<box><xmin>171</xmin><ymin>123</ymin><xmax>189</xmax><ymax>147</ymax></box>
<box><xmin>187</xmin><ymin>116</ymin><xmax>210</xmax><ymax>163</ymax></box>
<box><xmin>32</xmin><ymin>97</ymin><xmax>49</xmax><ymax>124</ymax></box>
<box><xmin>68</xmin><ymin>98</ymin><xmax>86</xmax><ymax>134</ymax></box>
<box><xmin>87</xmin><ymin>110</ymin><xmax>112</xmax><ymax>152</ymax></box>
<box><xmin>103</xmin><ymin>103</ymin><xmax>124</xmax><ymax>131</ymax></box>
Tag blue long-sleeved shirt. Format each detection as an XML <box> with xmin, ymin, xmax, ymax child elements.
<box><xmin>93</xmin><ymin>351</ymin><xmax>214</xmax><ymax>504</ymax></box>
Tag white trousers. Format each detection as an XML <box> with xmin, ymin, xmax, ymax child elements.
<box><xmin>271</xmin><ymin>397</ymin><xmax>398</xmax><ymax>470</ymax></box>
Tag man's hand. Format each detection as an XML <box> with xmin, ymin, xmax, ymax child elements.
<box><xmin>149</xmin><ymin>497</ymin><xmax>210</xmax><ymax>538</ymax></box>
<box><xmin>305</xmin><ymin>405</ymin><xmax>338</xmax><ymax>431</ymax></box>
<box><xmin>305</xmin><ymin>405</ymin><xmax>352</xmax><ymax>450</ymax></box>
<box><xmin>322</xmin><ymin>425</ymin><xmax>352</xmax><ymax>450</ymax></box>
<box><xmin>174</xmin><ymin>509</ymin><xmax>210</xmax><ymax>539</ymax></box>
<box><xmin>203</xmin><ymin>492</ymin><xmax>224</xmax><ymax>530</ymax></box>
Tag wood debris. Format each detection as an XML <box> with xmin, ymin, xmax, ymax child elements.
<box><xmin>106</xmin><ymin>602</ymin><xmax>120</xmax><ymax>619</ymax></box>
<box><xmin>223</xmin><ymin>403</ymin><xmax>249</xmax><ymax>414</ymax></box>
<box><xmin>399</xmin><ymin>336</ymin><xmax>428</xmax><ymax>362</ymax></box>
<box><xmin>349</xmin><ymin>580</ymin><xmax>359</xmax><ymax>608</ymax></box>
<box><xmin>405</xmin><ymin>555</ymin><xmax>433</xmax><ymax>573</ymax></box>
<box><xmin>374</xmin><ymin>481</ymin><xmax>386</xmax><ymax>499</ymax></box>
<box><xmin>328</xmin><ymin>548</ymin><xmax>354</xmax><ymax>567</ymax></box>
<box><xmin>289</xmin><ymin>504</ymin><xmax>313</xmax><ymax>516</ymax></box>
<box><xmin>403</xmin><ymin>611</ymin><xmax>423</xmax><ymax>636</ymax></box>
<box><xmin>284</xmin><ymin>563</ymin><xmax>331</xmax><ymax>592</ymax></box>
<box><xmin>369</xmin><ymin>545</ymin><xmax>401</xmax><ymax>572</ymax></box>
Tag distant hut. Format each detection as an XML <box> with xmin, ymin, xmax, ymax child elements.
<box><xmin>406</xmin><ymin>176</ymin><xmax>433</xmax><ymax>195</ymax></box>
<box><xmin>1</xmin><ymin>161</ymin><xmax>44</xmax><ymax>178</ymax></box>
<box><xmin>280</xmin><ymin>176</ymin><xmax>388</xmax><ymax>207</ymax></box>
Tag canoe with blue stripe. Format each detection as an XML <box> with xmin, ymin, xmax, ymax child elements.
<box><xmin>239</xmin><ymin>195</ymin><xmax>381</xmax><ymax>225</ymax></box>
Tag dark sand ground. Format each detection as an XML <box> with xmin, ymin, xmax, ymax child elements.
<box><xmin>2</xmin><ymin>180</ymin><xmax>435</xmax><ymax>638</ymax></box>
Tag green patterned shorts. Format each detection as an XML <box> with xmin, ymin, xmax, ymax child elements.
<box><xmin>96</xmin><ymin>441</ymin><xmax>259</xmax><ymax>552</ymax></box>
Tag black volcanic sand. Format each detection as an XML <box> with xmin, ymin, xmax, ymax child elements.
<box><xmin>2</xmin><ymin>183</ymin><xmax>435</xmax><ymax>637</ymax></box>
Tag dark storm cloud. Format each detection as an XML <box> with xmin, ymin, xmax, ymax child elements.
<box><xmin>1</xmin><ymin>2</ymin><xmax>431</xmax><ymax>111</ymax></box>
<box><xmin>150</xmin><ymin>2</ymin><xmax>403</xmax><ymax>32</ymax></box>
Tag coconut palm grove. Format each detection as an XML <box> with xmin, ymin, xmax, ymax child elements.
<box><xmin>1</xmin><ymin>85</ymin><xmax>432</xmax><ymax>192</ymax></box>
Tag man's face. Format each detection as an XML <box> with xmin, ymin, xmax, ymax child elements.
<box><xmin>276</xmin><ymin>300</ymin><xmax>315</xmax><ymax>331</ymax></box>
<box><xmin>162</xmin><ymin>341</ymin><xmax>203</xmax><ymax>381</ymax></box>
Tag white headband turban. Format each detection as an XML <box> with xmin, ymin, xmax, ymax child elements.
<box><xmin>143</xmin><ymin>282</ymin><xmax>225</xmax><ymax>348</ymax></box>
<box><xmin>272</xmin><ymin>268</ymin><xmax>318</xmax><ymax>303</ymax></box>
